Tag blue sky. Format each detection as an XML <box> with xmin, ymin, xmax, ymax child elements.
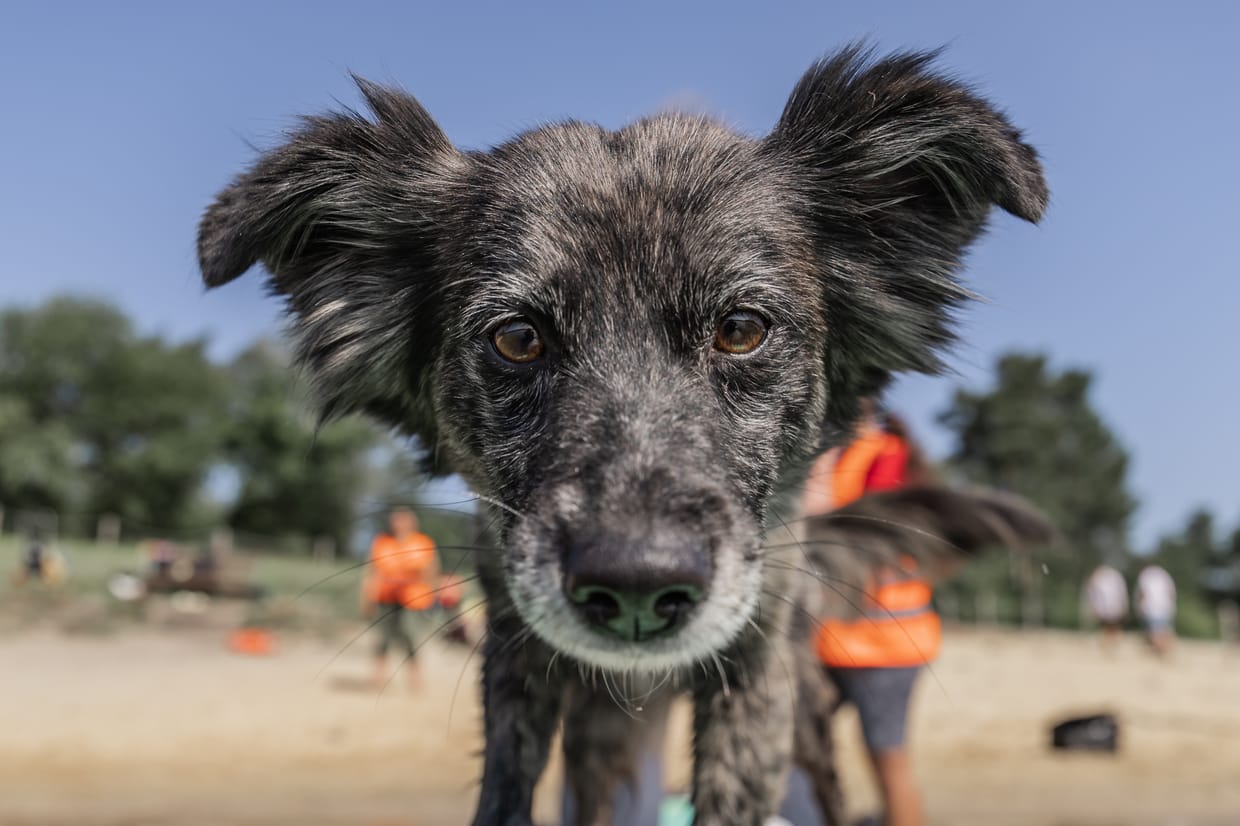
<box><xmin>2</xmin><ymin>1</ymin><xmax>1237</xmax><ymax>548</ymax></box>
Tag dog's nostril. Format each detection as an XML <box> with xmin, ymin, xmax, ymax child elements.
<box><xmin>652</xmin><ymin>585</ymin><xmax>703</xmax><ymax>623</ymax></box>
<box><xmin>571</xmin><ymin>585</ymin><xmax>624</xmax><ymax>627</ymax></box>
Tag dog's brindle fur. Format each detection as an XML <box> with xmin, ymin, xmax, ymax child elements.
<box><xmin>198</xmin><ymin>47</ymin><xmax>1048</xmax><ymax>825</ymax></box>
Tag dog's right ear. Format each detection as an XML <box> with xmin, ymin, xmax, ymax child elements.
<box><xmin>198</xmin><ymin>78</ymin><xmax>464</xmax><ymax>441</ymax></box>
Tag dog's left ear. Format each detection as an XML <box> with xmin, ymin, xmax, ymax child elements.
<box><xmin>805</xmin><ymin>485</ymin><xmax>1058</xmax><ymax>618</ymax></box>
<box><xmin>764</xmin><ymin>47</ymin><xmax>1048</xmax><ymax>425</ymax></box>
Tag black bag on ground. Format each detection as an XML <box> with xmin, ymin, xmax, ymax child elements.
<box><xmin>1050</xmin><ymin>713</ymin><xmax>1119</xmax><ymax>752</ymax></box>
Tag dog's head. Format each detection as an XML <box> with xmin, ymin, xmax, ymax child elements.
<box><xmin>198</xmin><ymin>48</ymin><xmax>1046</xmax><ymax>673</ymax></box>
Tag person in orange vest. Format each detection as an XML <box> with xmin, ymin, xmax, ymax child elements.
<box><xmin>799</xmin><ymin>401</ymin><xmax>937</xmax><ymax>826</ymax></box>
<box><xmin>362</xmin><ymin>507</ymin><xmax>439</xmax><ymax>692</ymax></box>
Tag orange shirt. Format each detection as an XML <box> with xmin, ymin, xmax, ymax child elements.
<box><xmin>366</xmin><ymin>531</ymin><xmax>437</xmax><ymax>610</ymax></box>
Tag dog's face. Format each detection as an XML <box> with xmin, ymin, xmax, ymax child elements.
<box><xmin>198</xmin><ymin>48</ymin><xmax>1046</xmax><ymax>673</ymax></box>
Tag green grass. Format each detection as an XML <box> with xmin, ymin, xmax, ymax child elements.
<box><xmin>0</xmin><ymin>536</ymin><xmax>373</xmax><ymax>636</ymax></box>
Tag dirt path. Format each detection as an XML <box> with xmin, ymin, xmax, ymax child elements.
<box><xmin>2</xmin><ymin>626</ymin><xmax>1238</xmax><ymax>825</ymax></box>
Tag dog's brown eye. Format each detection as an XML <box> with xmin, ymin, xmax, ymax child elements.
<box><xmin>492</xmin><ymin>318</ymin><xmax>545</xmax><ymax>364</ymax></box>
<box><xmin>714</xmin><ymin>311</ymin><xmax>767</xmax><ymax>355</ymax></box>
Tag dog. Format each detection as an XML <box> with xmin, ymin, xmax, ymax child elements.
<box><xmin>197</xmin><ymin>45</ymin><xmax>1048</xmax><ymax>825</ymax></box>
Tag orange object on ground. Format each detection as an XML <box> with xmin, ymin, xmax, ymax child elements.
<box><xmin>228</xmin><ymin>627</ymin><xmax>277</xmax><ymax>656</ymax></box>
<box><xmin>816</xmin><ymin>558</ymin><xmax>941</xmax><ymax>668</ymax></box>
<box><xmin>365</xmin><ymin>531</ymin><xmax>438</xmax><ymax>610</ymax></box>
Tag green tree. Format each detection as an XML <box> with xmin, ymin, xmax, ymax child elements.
<box><xmin>0</xmin><ymin>395</ymin><xmax>80</xmax><ymax>513</ymax></box>
<box><xmin>1151</xmin><ymin>510</ymin><xmax>1227</xmax><ymax>638</ymax></box>
<box><xmin>222</xmin><ymin>342</ymin><xmax>380</xmax><ymax>555</ymax></box>
<box><xmin>937</xmin><ymin>353</ymin><xmax>1138</xmax><ymax>626</ymax></box>
<box><xmin>0</xmin><ymin>297</ymin><xmax>226</xmax><ymax>535</ymax></box>
<box><xmin>939</xmin><ymin>354</ymin><xmax>1136</xmax><ymax>572</ymax></box>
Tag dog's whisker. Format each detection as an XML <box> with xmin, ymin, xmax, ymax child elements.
<box><xmin>745</xmin><ymin>616</ymin><xmax>796</xmax><ymax>705</ymax></box>
<box><xmin>545</xmin><ymin>649</ymin><xmax>563</xmax><ymax>685</ymax></box>
<box><xmin>315</xmin><ymin>604</ymin><xmax>403</xmax><ymax>682</ymax></box>
<box><xmin>710</xmin><ymin>652</ymin><xmax>731</xmax><ymax>700</ymax></box>
<box><xmin>295</xmin><ymin>560</ymin><xmax>483</xmax><ymax>605</ymax></box>
<box><xmin>449</xmin><ymin>622</ymin><xmax>492</xmax><ymax>733</ymax></box>
<box><xmin>468</xmin><ymin>492</ymin><xmax>531</xmax><ymax>525</ymax></box>
<box><xmin>376</xmin><ymin>599</ymin><xmax>490</xmax><ymax>705</ymax></box>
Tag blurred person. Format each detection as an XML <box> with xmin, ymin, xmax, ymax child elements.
<box><xmin>1084</xmin><ymin>564</ymin><xmax>1129</xmax><ymax>649</ymax></box>
<box><xmin>15</xmin><ymin>529</ymin><xmax>46</xmax><ymax>586</ymax></box>
<box><xmin>1135</xmin><ymin>563</ymin><xmax>1177</xmax><ymax>656</ymax></box>
<box><xmin>361</xmin><ymin>508</ymin><xmax>439</xmax><ymax>692</ymax></box>
<box><xmin>789</xmin><ymin>401</ymin><xmax>936</xmax><ymax>826</ymax></box>
<box><xmin>147</xmin><ymin>539</ymin><xmax>178</xmax><ymax>579</ymax></box>
<box><xmin>801</xmin><ymin>400</ymin><xmax>932</xmax><ymax>512</ymax></box>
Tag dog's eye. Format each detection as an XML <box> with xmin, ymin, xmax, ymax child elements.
<box><xmin>714</xmin><ymin>311</ymin><xmax>767</xmax><ymax>355</ymax></box>
<box><xmin>492</xmin><ymin>318</ymin><xmax>545</xmax><ymax>364</ymax></box>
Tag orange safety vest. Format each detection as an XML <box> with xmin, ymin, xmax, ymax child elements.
<box><xmin>366</xmin><ymin>532</ymin><xmax>437</xmax><ymax>610</ymax></box>
<box><xmin>816</xmin><ymin>557</ymin><xmax>941</xmax><ymax>668</ymax></box>
<box><xmin>829</xmin><ymin>427</ymin><xmax>891</xmax><ymax>508</ymax></box>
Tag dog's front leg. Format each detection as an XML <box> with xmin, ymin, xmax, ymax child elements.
<box><xmin>792</xmin><ymin>648</ymin><xmax>846</xmax><ymax>826</ymax></box>
<box><xmin>690</xmin><ymin>633</ymin><xmax>797</xmax><ymax>826</ymax></box>
<box><xmin>470</xmin><ymin>618</ymin><xmax>561</xmax><ymax>826</ymax></box>
<box><xmin>561</xmin><ymin>679</ymin><xmax>674</xmax><ymax>826</ymax></box>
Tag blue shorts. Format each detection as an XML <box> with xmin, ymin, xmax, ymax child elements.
<box><xmin>1145</xmin><ymin>616</ymin><xmax>1173</xmax><ymax>633</ymax></box>
<box><xmin>826</xmin><ymin>666</ymin><xmax>920</xmax><ymax>752</ymax></box>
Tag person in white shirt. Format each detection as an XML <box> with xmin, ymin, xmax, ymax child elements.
<box><xmin>1135</xmin><ymin>564</ymin><xmax>1177</xmax><ymax>656</ymax></box>
<box><xmin>1084</xmin><ymin>565</ymin><xmax>1129</xmax><ymax>649</ymax></box>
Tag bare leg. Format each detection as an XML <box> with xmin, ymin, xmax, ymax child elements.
<box><xmin>471</xmin><ymin>615</ymin><xmax>561</xmax><ymax>826</ymax></box>
<box><xmin>870</xmin><ymin>749</ymin><xmax>924</xmax><ymax>826</ymax></box>
<box><xmin>1149</xmin><ymin>626</ymin><xmax>1175</xmax><ymax>657</ymax></box>
<box><xmin>789</xmin><ymin>656</ymin><xmax>846</xmax><ymax>825</ymax></box>
<box><xmin>405</xmin><ymin>657</ymin><xmax>424</xmax><ymax>693</ymax></box>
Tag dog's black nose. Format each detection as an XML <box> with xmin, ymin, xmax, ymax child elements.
<box><xmin>562</xmin><ymin>538</ymin><xmax>710</xmax><ymax>641</ymax></box>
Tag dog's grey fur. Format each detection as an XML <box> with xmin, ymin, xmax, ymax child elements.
<box><xmin>198</xmin><ymin>46</ymin><xmax>1048</xmax><ymax>825</ymax></box>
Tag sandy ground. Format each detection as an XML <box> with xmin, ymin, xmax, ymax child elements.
<box><xmin>2</xmin><ymin>622</ymin><xmax>1239</xmax><ymax>826</ymax></box>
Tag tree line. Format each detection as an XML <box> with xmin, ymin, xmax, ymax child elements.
<box><xmin>935</xmin><ymin>353</ymin><xmax>1238</xmax><ymax>637</ymax></box>
<box><xmin>0</xmin><ymin>296</ymin><xmax>425</xmax><ymax>555</ymax></box>
<box><xmin>1</xmin><ymin>298</ymin><xmax>1234</xmax><ymax>633</ymax></box>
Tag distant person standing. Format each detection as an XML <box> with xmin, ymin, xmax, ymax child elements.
<box><xmin>15</xmin><ymin>530</ymin><xmax>46</xmax><ymax>585</ymax></box>
<box><xmin>147</xmin><ymin>540</ymin><xmax>178</xmax><ymax>579</ymax></box>
<box><xmin>16</xmin><ymin>529</ymin><xmax>66</xmax><ymax>587</ymax></box>
<box><xmin>362</xmin><ymin>508</ymin><xmax>439</xmax><ymax>692</ymax></box>
<box><xmin>1135</xmin><ymin>564</ymin><xmax>1177</xmax><ymax>656</ymax></box>
<box><xmin>1084</xmin><ymin>564</ymin><xmax>1129</xmax><ymax>649</ymax></box>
